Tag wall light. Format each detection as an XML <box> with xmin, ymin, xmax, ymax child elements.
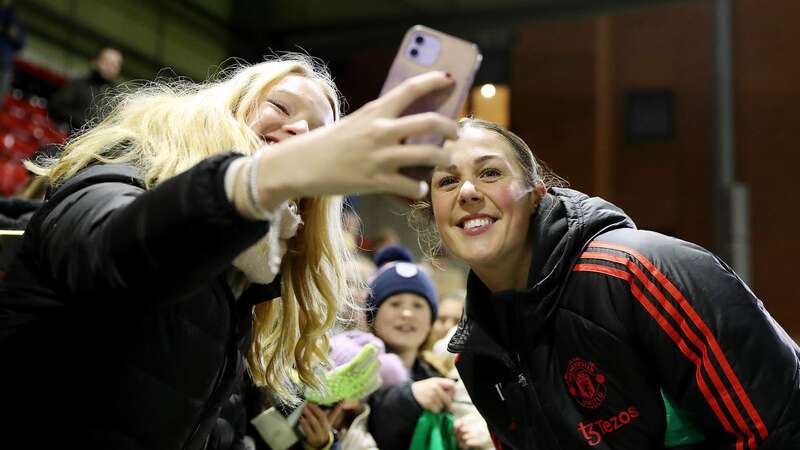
<box><xmin>480</xmin><ymin>83</ymin><xmax>496</xmax><ymax>99</ymax></box>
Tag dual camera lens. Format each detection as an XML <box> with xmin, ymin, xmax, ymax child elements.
<box><xmin>410</xmin><ymin>35</ymin><xmax>425</xmax><ymax>58</ymax></box>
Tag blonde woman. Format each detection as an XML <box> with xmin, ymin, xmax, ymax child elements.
<box><xmin>0</xmin><ymin>56</ymin><xmax>456</xmax><ymax>449</ymax></box>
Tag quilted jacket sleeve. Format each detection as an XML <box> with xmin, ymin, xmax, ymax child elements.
<box><xmin>588</xmin><ymin>231</ymin><xmax>800</xmax><ymax>450</ymax></box>
<box><xmin>27</xmin><ymin>153</ymin><xmax>270</xmax><ymax>306</ymax></box>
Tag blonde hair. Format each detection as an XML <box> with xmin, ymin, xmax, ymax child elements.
<box><xmin>28</xmin><ymin>54</ymin><xmax>352</xmax><ymax>403</ymax></box>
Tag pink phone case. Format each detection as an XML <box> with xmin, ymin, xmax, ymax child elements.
<box><xmin>380</xmin><ymin>25</ymin><xmax>482</xmax><ymax>181</ymax></box>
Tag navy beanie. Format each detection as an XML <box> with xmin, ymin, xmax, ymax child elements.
<box><xmin>366</xmin><ymin>245</ymin><xmax>438</xmax><ymax>325</ymax></box>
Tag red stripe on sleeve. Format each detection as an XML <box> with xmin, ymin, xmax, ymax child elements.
<box><xmin>589</xmin><ymin>242</ymin><xmax>768</xmax><ymax>443</ymax></box>
<box><xmin>573</xmin><ymin>263</ymin><xmax>631</xmax><ymax>281</ymax></box>
<box><xmin>575</xmin><ymin>261</ymin><xmax>745</xmax><ymax>450</ymax></box>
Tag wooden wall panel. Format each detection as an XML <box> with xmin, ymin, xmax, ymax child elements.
<box><xmin>734</xmin><ymin>0</ymin><xmax>800</xmax><ymax>335</ymax></box>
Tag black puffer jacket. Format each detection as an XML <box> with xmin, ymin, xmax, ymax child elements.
<box><xmin>368</xmin><ymin>356</ymin><xmax>445</xmax><ymax>450</ymax></box>
<box><xmin>449</xmin><ymin>188</ymin><xmax>800</xmax><ymax>450</ymax></box>
<box><xmin>0</xmin><ymin>153</ymin><xmax>280</xmax><ymax>449</ymax></box>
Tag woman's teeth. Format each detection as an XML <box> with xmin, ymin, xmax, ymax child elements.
<box><xmin>463</xmin><ymin>217</ymin><xmax>493</xmax><ymax>229</ymax></box>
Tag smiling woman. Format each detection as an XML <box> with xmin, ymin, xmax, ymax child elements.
<box><xmin>414</xmin><ymin>118</ymin><xmax>800</xmax><ymax>450</ymax></box>
<box><xmin>248</xmin><ymin>74</ymin><xmax>336</xmax><ymax>141</ymax></box>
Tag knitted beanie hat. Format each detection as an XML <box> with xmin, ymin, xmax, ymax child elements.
<box><xmin>366</xmin><ymin>245</ymin><xmax>438</xmax><ymax>324</ymax></box>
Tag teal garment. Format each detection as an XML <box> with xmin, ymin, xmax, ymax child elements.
<box><xmin>410</xmin><ymin>411</ymin><xmax>458</xmax><ymax>450</ymax></box>
<box><xmin>662</xmin><ymin>390</ymin><xmax>706</xmax><ymax>447</ymax></box>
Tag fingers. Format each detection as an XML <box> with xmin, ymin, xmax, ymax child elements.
<box><xmin>301</xmin><ymin>406</ymin><xmax>322</xmax><ymax>433</ymax></box>
<box><xmin>426</xmin><ymin>378</ymin><xmax>455</xmax><ymax>412</ymax></box>
<box><xmin>379</xmin><ymin>71</ymin><xmax>454</xmax><ymax>117</ymax></box>
<box><xmin>382</xmin><ymin>113</ymin><xmax>458</xmax><ymax>143</ymax></box>
<box><xmin>377</xmin><ymin>174</ymin><xmax>429</xmax><ymax>200</ymax></box>
<box><xmin>438</xmin><ymin>377</ymin><xmax>456</xmax><ymax>392</ymax></box>
<box><xmin>298</xmin><ymin>416</ymin><xmax>312</xmax><ymax>437</ymax></box>
<box><xmin>437</xmin><ymin>385</ymin><xmax>453</xmax><ymax>412</ymax></box>
<box><xmin>427</xmin><ymin>393</ymin><xmax>444</xmax><ymax>413</ymax></box>
<box><xmin>305</xmin><ymin>403</ymin><xmax>330</xmax><ymax>428</ymax></box>
<box><xmin>434</xmin><ymin>378</ymin><xmax>455</xmax><ymax>412</ymax></box>
<box><xmin>464</xmin><ymin>433</ymin><xmax>483</xmax><ymax>447</ymax></box>
<box><xmin>378</xmin><ymin>144</ymin><xmax>452</xmax><ymax>170</ymax></box>
<box><xmin>327</xmin><ymin>403</ymin><xmax>344</xmax><ymax>426</ymax></box>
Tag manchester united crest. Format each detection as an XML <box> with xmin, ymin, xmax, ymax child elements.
<box><xmin>564</xmin><ymin>357</ymin><xmax>607</xmax><ymax>409</ymax></box>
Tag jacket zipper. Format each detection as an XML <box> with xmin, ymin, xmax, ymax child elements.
<box><xmin>512</xmin><ymin>351</ymin><xmax>563</xmax><ymax>450</ymax></box>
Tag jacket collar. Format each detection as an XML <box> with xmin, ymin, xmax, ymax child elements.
<box><xmin>448</xmin><ymin>188</ymin><xmax>635</xmax><ymax>356</ymax></box>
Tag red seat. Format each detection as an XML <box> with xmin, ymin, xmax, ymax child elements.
<box><xmin>0</xmin><ymin>158</ymin><xmax>30</xmax><ymax>196</ymax></box>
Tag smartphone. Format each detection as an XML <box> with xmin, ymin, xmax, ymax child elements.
<box><xmin>380</xmin><ymin>25</ymin><xmax>482</xmax><ymax>181</ymax></box>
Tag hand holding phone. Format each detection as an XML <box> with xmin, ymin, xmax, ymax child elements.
<box><xmin>380</xmin><ymin>25</ymin><xmax>482</xmax><ymax>181</ymax></box>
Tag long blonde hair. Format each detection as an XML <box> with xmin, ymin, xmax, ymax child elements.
<box><xmin>29</xmin><ymin>54</ymin><xmax>353</xmax><ymax>402</ymax></box>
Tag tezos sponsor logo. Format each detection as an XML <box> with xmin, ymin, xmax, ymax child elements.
<box><xmin>577</xmin><ymin>407</ymin><xmax>640</xmax><ymax>446</ymax></box>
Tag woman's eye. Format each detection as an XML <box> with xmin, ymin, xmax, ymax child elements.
<box><xmin>269</xmin><ymin>100</ymin><xmax>290</xmax><ymax>115</ymax></box>
<box><xmin>481</xmin><ymin>168</ymin><xmax>502</xmax><ymax>178</ymax></box>
<box><xmin>437</xmin><ymin>176</ymin><xmax>458</xmax><ymax>188</ymax></box>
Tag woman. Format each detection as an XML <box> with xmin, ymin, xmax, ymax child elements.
<box><xmin>364</xmin><ymin>245</ymin><xmax>456</xmax><ymax>450</ymax></box>
<box><xmin>417</xmin><ymin>118</ymin><xmax>800</xmax><ymax>449</ymax></box>
<box><xmin>0</xmin><ymin>55</ymin><xmax>456</xmax><ymax>449</ymax></box>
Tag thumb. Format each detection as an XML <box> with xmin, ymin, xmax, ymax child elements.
<box><xmin>438</xmin><ymin>377</ymin><xmax>456</xmax><ymax>392</ymax></box>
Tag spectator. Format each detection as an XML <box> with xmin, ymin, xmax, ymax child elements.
<box><xmin>365</xmin><ymin>244</ymin><xmax>455</xmax><ymax>450</ymax></box>
<box><xmin>49</xmin><ymin>46</ymin><xmax>123</xmax><ymax>131</ymax></box>
<box><xmin>428</xmin><ymin>289</ymin><xmax>465</xmax><ymax>347</ymax></box>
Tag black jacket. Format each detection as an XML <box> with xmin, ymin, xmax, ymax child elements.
<box><xmin>0</xmin><ymin>197</ymin><xmax>41</xmax><ymax>230</ymax></box>
<box><xmin>49</xmin><ymin>71</ymin><xmax>113</xmax><ymax>131</ymax></box>
<box><xmin>368</xmin><ymin>356</ymin><xmax>445</xmax><ymax>450</ymax></box>
<box><xmin>0</xmin><ymin>153</ymin><xmax>279</xmax><ymax>449</ymax></box>
<box><xmin>449</xmin><ymin>188</ymin><xmax>800</xmax><ymax>450</ymax></box>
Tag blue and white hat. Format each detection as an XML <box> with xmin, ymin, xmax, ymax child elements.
<box><xmin>366</xmin><ymin>245</ymin><xmax>438</xmax><ymax>324</ymax></box>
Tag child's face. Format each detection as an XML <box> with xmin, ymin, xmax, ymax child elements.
<box><xmin>374</xmin><ymin>292</ymin><xmax>432</xmax><ymax>355</ymax></box>
<box><xmin>430</xmin><ymin>297</ymin><xmax>464</xmax><ymax>343</ymax></box>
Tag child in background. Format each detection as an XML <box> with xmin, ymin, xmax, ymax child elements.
<box><xmin>428</xmin><ymin>289</ymin><xmax>465</xmax><ymax>353</ymax></box>
<box><xmin>364</xmin><ymin>245</ymin><xmax>455</xmax><ymax>450</ymax></box>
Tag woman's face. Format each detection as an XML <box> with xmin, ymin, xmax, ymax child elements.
<box><xmin>235</xmin><ymin>75</ymin><xmax>335</xmax><ymax>284</ymax></box>
<box><xmin>247</xmin><ymin>74</ymin><xmax>335</xmax><ymax>143</ymax></box>
<box><xmin>430</xmin><ymin>297</ymin><xmax>464</xmax><ymax>344</ymax></box>
<box><xmin>374</xmin><ymin>293</ymin><xmax>432</xmax><ymax>355</ymax></box>
<box><xmin>432</xmin><ymin>127</ymin><xmax>538</xmax><ymax>271</ymax></box>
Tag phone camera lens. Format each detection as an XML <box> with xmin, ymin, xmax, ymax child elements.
<box><xmin>415</xmin><ymin>36</ymin><xmax>425</xmax><ymax>45</ymax></box>
<box><xmin>410</xmin><ymin>48</ymin><xmax>419</xmax><ymax>57</ymax></box>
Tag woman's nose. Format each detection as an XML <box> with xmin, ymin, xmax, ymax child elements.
<box><xmin>458</xmin><ymin>180</ymin><xmax>482</xmax><ymax>205</ymax></box>
<box><xmin>283</xmin><ymin>119</ymin><xmax>309</xmax><ymax>135</ymax></box>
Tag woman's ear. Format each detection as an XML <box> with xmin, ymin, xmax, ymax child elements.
<box><xmin>529</xmin><ymin>180</ymin><xmax>546</xmax><ymax>209</ymax></box>
<box><xmin>535</xmin><ymin>180</ymin><xmax>546</xmax><ymax>197</ymax></box>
